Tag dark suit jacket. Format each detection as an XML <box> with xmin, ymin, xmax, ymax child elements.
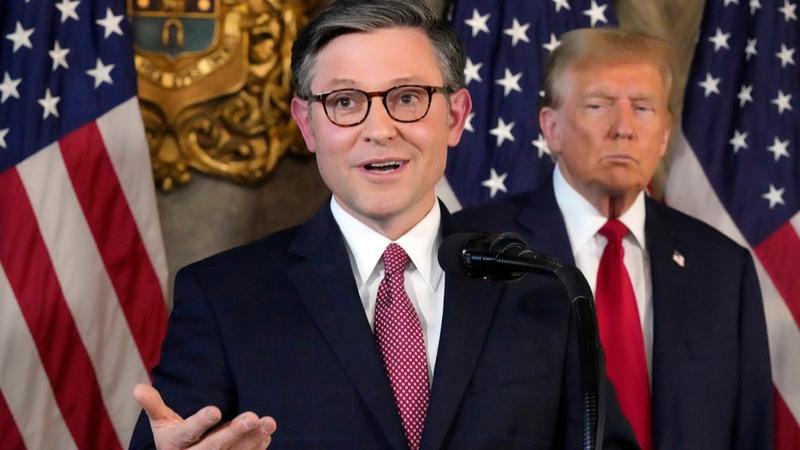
<box><xmin>129</xmin><ymin>202</ymin><xmax>637</xmax><ymax>450</ymax></box>
<box><xmin>454</xmin><ymin>179</ymin><xmax>773</xmax><ymax>450</ymax></box>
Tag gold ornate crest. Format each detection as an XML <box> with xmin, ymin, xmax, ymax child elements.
<box><xmin>129</xmin><ymin>0</ymin><xmax>322</xmax><ymax>190</ymax></box>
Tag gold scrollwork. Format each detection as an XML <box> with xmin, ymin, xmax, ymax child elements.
<box><xmin>132</xmin><ymin>0</ymin><xmax>324</xmax><ymax>191</ymax></box>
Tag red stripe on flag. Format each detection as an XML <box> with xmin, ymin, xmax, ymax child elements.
<box><xmin>0</xmin><ymin>389</ymin><xmax>25</xmax><ymax>450</ymax></box>
<box><xmin>754</xmin><ymin>222</ymin><xmax>800</xmax><ymax>328</ymax></box>
<box><xmin>0</xmin><ymin>169</ymin><xmax>123</xmax><ymax>450</ymax></box>
<box><xmin>58</xmin><ymin>122</ymin><xmax>167</xmax><ymax>371</ymax></box>
<box><xmin>775</xmin><ymin>388</ymin><xmax>800</xmax><ymax>450</ymax></box>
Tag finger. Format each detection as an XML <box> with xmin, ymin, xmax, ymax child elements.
<box><xmin>201</xmin><ymin>416</ymin><xmax>275</xmax><ymax>450</ymax></box>
<box><xmin>195</xmin><ymin>412</ymin><xmax>260</xmax><ymax>450</ymax></box>
<box><xmin>133</xmin><ymin>384</ymin><xmax>180</xmax><ymax>422</ymax></box>
<box><xmin>173</xmin><ymin>405</ymin><xmax>222</xmax><ymax>445</ymax></box>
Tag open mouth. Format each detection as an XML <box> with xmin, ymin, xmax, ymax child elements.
<box><xmin>364</xmin><ymin>160</ymin><xmax>403</xmax><ymax>173</ymax></box>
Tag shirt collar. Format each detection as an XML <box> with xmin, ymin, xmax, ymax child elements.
<box><xmin>553</xmin><ymin>166</ymin><xmax>647</xmax><ymax>251</ymax></box>
<box><xmin>330</xmin><ymin>197</ymin><xmax>443</xmax><ymax>290</ymax></box>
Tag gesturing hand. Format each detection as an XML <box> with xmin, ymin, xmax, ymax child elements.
<box><xmin>133</xmin><ymin>384</ymin><xmax>277</xmax><ymax>450</ymax></box>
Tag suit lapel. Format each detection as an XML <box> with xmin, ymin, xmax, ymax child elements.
<box><xmin>420</xmin><ymin>208</ymin><xmax>505</xmax><ymax>450</ymax></box>
<box><xmin>644</xmin><ymin>199</ymin><xmax>692</xmax><ymax>441</ymax></box>
<box><xmin>286</xmin><ymin>205</ymin><xmax>407</xmax><ymax>450</ymax></box>
<box><xmin>516</xmin><ymin>179</ymin><xmax>576</xmax><ymax>264</ymax></box>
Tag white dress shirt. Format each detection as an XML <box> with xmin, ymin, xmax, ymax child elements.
<box><xmin>330</xmin><ymin>197</ymin><xmax>445</xmax><ymax>383</ymax></box>
<box><xmin>553</xmin><ymin>167</ymin><xmax>654</xmax><ymax>380</ymax></box>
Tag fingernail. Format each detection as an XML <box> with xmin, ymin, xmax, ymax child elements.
<box><xmin>241</xmin><ymin>416</ymin><xmax>255</xmax><ymax>429</ymax></box>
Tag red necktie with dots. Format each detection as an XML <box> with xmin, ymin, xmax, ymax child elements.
<box><xmin>374</xmin><ymin>243</ymin><xmax>429</xmax><ymax>450</ymax></box>
<box><xmin>596</xmin><ymin>219</ymin><xmax>653</xmax><ymax>450</ymax></box>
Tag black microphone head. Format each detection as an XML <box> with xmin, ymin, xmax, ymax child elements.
<box><xmin>438</xmin><ymin>232</ymin><xmax>487</xmax><ymax>276</ymax></box>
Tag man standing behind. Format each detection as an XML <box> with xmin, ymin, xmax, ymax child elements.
<box><xmin>456</xmin><ymin>28</ymin><xmax>772</xmax><ymax>450</ymax></box>
<box><xmin>128</xmin><ymin>3</ymin><xmax>637</xmax><ymax>450</ymax></box>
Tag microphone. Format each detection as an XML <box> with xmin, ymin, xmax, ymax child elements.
<box><xmin>438</xmin><ymin>232</ymin><xmax>563</xmax><ymax>282</ymax></box>
<box><xmin>438</xmin><ymin>231</ymin><xmax>605</xmax><ymax>450</ymax></box>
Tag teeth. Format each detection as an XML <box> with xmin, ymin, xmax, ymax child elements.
<box><xmin>365</xmin><ymin>161</ymin><xmax>401</xmax><ymax>171</ymax></box>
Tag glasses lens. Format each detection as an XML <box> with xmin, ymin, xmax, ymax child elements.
<box><xmin>324</xmin><ymin>90</ymin><xmax>368</xmax><ymax>126</ymax></box>
<box><xmin>386</xmin><ymin>86</ymin><xmax>430</xmax><ymax>122</ymax></box>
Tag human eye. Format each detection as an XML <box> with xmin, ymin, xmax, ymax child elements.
<box><xmin>391</xmin><ymin>87</ymin><xmax>425</xmax><ymax>106</ymax></box>
<box><xmin>327</xmin><ymin>91</ymin><xmax>364</xmax><ymax>111</ymax></box>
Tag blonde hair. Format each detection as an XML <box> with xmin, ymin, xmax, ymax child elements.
<box><xmin>542</xmin><ymin>28</ymin><xmax>675</xmax><ymax>110</ymax></box>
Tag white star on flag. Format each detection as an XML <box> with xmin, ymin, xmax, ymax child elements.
<box><xmin>737</xmin><ymin>84</ymin><xmax>753</xmax><ymax>106</ymax></box>
<box><xmin>749</xmin><ymin>0</ymin><xmax>762</xmax><ymax>14</ymax></box>
<box><xmin>767</xmin><ymin>137</ymin><xmax>791</xmax><ymax>161</ymax></box>
<box><xmin>0</xmin><ymin>72</ymin><xmax>21</xmax><ymax>103</ymax></box>
<box><xmin>38</xmin><ymin>88</ymin><xmax>61</xmax><ymax>119</ymax></box>
<box><xmin>762</xmin><ymin>184</ymin><xmax>786</xmax><ymax>208</ymax></box>
<box><xmin>96</xmin><ymin>8</ymin><xmax>124</xmax><ymax>38</ymax></box>
<box><xmin>489</xmin><ymin>117</ymin><xmax>515</xmax><ymax>147</ymax></box>
<box><xmin>779</xmin><ymin>0</ymin><xmax>797</xmax><ymax>22</ymax></box>
<box><xmin>745</xmin><ymin>38</ymin><xmax>758</xmax><ymax>60</ymax></box>
<box><xmin>583</xmin><ymin>0</ymin><xmax>608</xmax><ymax>27</ymax></box>
<box><xmin>495</xmin><ymin>68</ymin><xmax>523</xmax><ymax>97</ymax></box>
<box><xmin>552</xmin><ymin>0</ymin><xmax>571</xmax><ymax>12</ymax></box>
<box><xmin>464</xmin><ymin>9</ymin><xmax>491</xmax><ymax>37</ymax></box>
<box><xmin>86</xmin><ymin>58</ymin><xmax>115</xmax><ymax>88</ymax></box>
<box><xmin>771</xmin><ymin>90</ymin><xmax>793</xmax><ymax>114</ymax></box>
<box><xmin>543</xmin><ymin>33</ymin><xmax>561</xmax><ymax>53</ymax></box>
<box><xmin>698</xmin><ymin>72</ymin><xmax>721</xmax><ymax>97</ymax></box>
<box><xmin>775</xmin><ymin>44</ymin><xmax>796</xmax><ymax>68</ymax></box>
<box><xmin>464</xmin><ymin>58</ymin><xmax>483</xmax><ymax>85</ymax></box>
<box><xmin>503</xmin><ymin>18</ymin><xmax>530</xmax><ymax>47</ymax></box>
<box><xmin>729</xmin><ymin>130</ymin><xmax>748</xmax><ymax>153</ymax></box>
<box><xmin>708</xmin><ymin>28</ymin><xmax>732</xmax><ymax>52</ymax></box>
<box><xmin>481</xmin><ymin>168</ymin><xmax>508</xmax><ymax>198</ymax></box>
<box><xmin>464</xmin><ymin>112</ymin><xmax>475</xmax><ymax>133</ymax></box>
<box><xmin>0</xmin><ymin>128</ymin><xmax>8</xmax><ymax>149</ymax></box>
<box><xmin>723</xmin><ymin>0</ymin><xmax>739</xmax><ymax>5</ymax></box>
<box><xmin>49</xmin><ymin>41</ymin><xmax>70</xmax><ymax>71</ymax></box>
<box><xmin>55</xmin><ymin>0</ymin><xmax>80</xmax><ymax>23</ymax></box>
<box><xmin>5</xmin><ymin>22</ymin><xmax>34</xmax><ymax>53</ymax></box>
<box><xmin>532</xmin><ymin>134</ymin><xmax>551</xmax><ymax>158</ymax></box>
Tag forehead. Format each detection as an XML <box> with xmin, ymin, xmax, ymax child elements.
<box><xmin>310</xmin><ymin>27</ymin><xmax>443</xmax><ymax>91</ymax></box>
<box><xmin>563</xmin><ymin>58</ymin><xmax>668</xmax><ymax>95</ymax></box>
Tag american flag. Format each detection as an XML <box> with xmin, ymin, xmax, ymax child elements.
<box><xmin>436</xmin><ymin>0</ymin><xmax>617</xmax><ymax>211</ymax></box>
<box><xmin>665</xmin><ymin>0</ymin><xmax>800</xmax><ymax>448</ymax></box>
<box><xmin>0</xmin><ymin>0</ymin><xmax>168</xmax><ymax>448</ymax></box>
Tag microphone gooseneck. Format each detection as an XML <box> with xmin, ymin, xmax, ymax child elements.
<box><xmin>438</xmin><ymin>232</ymin><xmax>606</xmax><ymax>450</ymax></box>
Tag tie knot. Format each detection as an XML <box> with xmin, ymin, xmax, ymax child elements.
<box><xmin>383</xmin><ymin>243</ymin><xmax>410</xmax><ymax>275</ymax></box>
<box><xmin>599</xmin><ymin>219</ymin><xmax>629</xmax><ymax>245</ymax></box>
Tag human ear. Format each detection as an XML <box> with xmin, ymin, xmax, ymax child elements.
<box><xmin>446</xmin><ymin>88</ymin><xmax>473</xmax><ymax>147</ymax></box>
<box><xmin>291</xmin><ymin>96</ymin><xmax>316</xmax><ymax>153</ymax></box>
<box><xmin>539</xmin><ymin>106</ymin><xmax>561</xmax><ymax>155</ymax></box>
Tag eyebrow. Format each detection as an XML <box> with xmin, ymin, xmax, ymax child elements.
<box><xmin>319</xmin><ymin>76</ymin><xmax>433</xmax><ymax>91</ymax></box>
<box><xmin>582</xmin><ymin>91</ymin><xmax>659</xmax><ymax>103</ymax></box>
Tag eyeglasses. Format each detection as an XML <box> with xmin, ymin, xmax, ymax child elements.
<box><xmin>308</xmin><ymin>85</ymin><xmax>447</xmax><ymax>127</ymax></box>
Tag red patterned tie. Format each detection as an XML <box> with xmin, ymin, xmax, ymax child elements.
<box><xmin>595</xmin><ymin>219</ymin><xmax>653</xmax><ymax>450</ymax></box>
<box><xmin>374</xmin><ymin>243</ymin><xmax>430</xmax><ymax>450</ymax></box>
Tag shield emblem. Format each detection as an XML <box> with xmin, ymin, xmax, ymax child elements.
<box><xmin>127</xmin><ymin>0</ymin><xmax>321</xmax><ymax>190</ymax></box>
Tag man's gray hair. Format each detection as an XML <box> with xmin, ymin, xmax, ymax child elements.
<box><xmin>290</xmin><ymin>0</ymin><xmax>466</xmax><ymax>99</ymax></box>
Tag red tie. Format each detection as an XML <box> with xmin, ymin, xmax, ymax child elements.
<box><xmin>595</xmin><ymin>219</ymin><xmax>653</xmax><ymax>450</ymax></box>
<box><xmin>374</xmin><ymin>243</ymin><xmax>429</xmax><ymax>450</ymax></box>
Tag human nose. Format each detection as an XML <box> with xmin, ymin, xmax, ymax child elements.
<box><xmin>361</xmin><ymin>96</ymin><xmax>398</xmax><ymax>143</ymax></box>
<box><xmin>610</xmin><ymin>106</ymin><xmax>635</xmax><ymax>139</ymax></box>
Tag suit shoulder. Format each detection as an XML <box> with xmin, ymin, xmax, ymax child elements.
<box><xmin>454</xmin><ymin>191</ymin><xmax>534</xmax><ymax>226</ymax></box>
<box><xmin>179</xmin><ymin>224</ymin><xmax>303</xmax><ymax>276</ymax></box>
<box><xmin>652</xmin><ymin>200</ymin><xmax>750</xmax><ymax>257</ymax></box>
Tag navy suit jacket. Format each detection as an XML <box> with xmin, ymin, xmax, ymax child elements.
<box><xmin>454</xmin><ymin>179</ymin><xmax>773</xmax><ymax>450</ymax></box>
<box><xmin>129</xmin><ymin>202</ymin><xmax>637</xmax><ymax>450</ymax></box>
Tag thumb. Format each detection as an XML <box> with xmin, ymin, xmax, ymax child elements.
<box><xmin>134</xmin><ymin>384</ymin><xmax>181</xmax><ymax>423</ymax></box>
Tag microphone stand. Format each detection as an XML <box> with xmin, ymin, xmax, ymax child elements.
<box><xmin>464</xmin><ymin>250</ymin><xmax>606</xmax><ymax>450</ymax></box>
